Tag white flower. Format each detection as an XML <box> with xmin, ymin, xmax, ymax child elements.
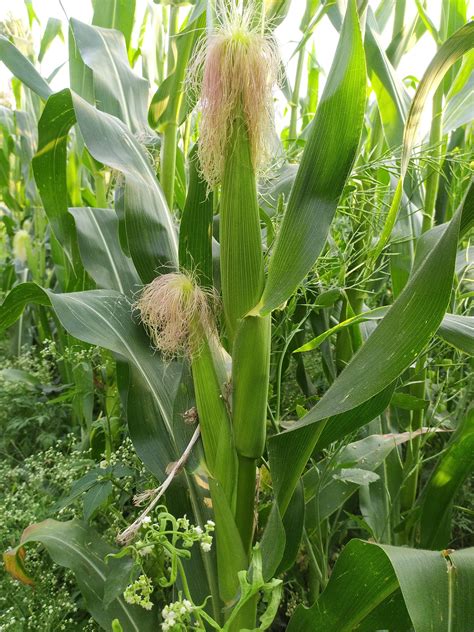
<box><xmin>206</xmin><ymin>520</ymin><xmax>215</xmax><ymax>528</ymax></box>
<box><xmin>193</xmin><ymin>526</ymin><xmax>203</xmax><ymax>535</ymax></box>
<box><xmin>139</xmin><ymin>545</ymin><xmax>153</xmax><ymax>557</ymax></box>
<box><xmin>200</xmin><ymin>541</ymin><xmax>212</xmax><ymax>553</ymax></box>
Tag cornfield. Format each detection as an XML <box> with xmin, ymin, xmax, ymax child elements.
<box><xmin>0</xmin><ymin>0</ymin><xmax>473</xmax><ymax>630</ymax></box>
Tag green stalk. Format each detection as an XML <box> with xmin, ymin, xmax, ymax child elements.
<box><xmin>219</xmin><ymin>105</ymin><xmax>266</xmax><ymax>629</ymax></box>
<box><xmin>233</xmin><ymin>316</ymin><xmax>270</xmax><ymax>559</ymax></box>
<box><xmin>160</xmin><ymin>5</ymin><xmax>179</xmax><ymax>209</ymax></box>
<box><xmin>161</xmin><ymin>122</ymin><xmax>178</xmax><ymax>208</ymax></box>
<box><xmin>234</xmin><ymin>455</ymin><xmax>257</xmax><ymax>555</ymax></box>
<box><xmin>422</xmin><ymin>85</ymin><xmax>444</xmax><ymax>232</ymax></box>
<box><xmin>191</xmin><ymin>334</ymin><xmax>236</xmax><ymax>505</ymax></box>
<box><xmin>289</xmin><ymin>46</ymin><xmax>305</xmax><ymax>142</ymax></box>
<box><xmin>93</xmin><ymin>171</ymin><xmax>107</xmax><ymax>208</ymax></box>
<box><xmin>400</xmin><ymin>356</ymin><xmax>426</xmax><ymax>519</ymax></box>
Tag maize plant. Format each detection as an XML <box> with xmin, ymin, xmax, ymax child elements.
<box><xmin>0</xmin><ymin>0</ymin><xmax>474</xmax><ymax>630</ymax></box>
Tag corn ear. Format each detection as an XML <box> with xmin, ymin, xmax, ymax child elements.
<box><xmin>191</xmin><ymin>335</ymin><xmax>236</xmax><ymax>504</ymax></box>
<box><xmin>220</xmin><ymin>114</ymin><xmax>264</xmax><ymax>340</ymax></box>
<box><xmin>232</xmin><ymin>314</ymin><xmax>271</xmax><ymax>459</ymax></box>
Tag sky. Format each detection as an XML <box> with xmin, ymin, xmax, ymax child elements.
<box><xmin>0</xmin><ymin>0</ymin><xmax>470</xmax><ymax>129</ymax></box>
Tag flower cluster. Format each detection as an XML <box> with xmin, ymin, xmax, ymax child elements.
<box><xmin>123</xmin><ymin>574</ymin><xmax>154</xmax><ymax>611</ymax></box>
<box><xmin>133</xmin><ymin>516</ymin><xmax>215</xmax><ymax>558</ymax></box>
<box><xmin>161</xmin><ymin>597</ymin><xmax>194</xmax><ymax>631</ymax></box>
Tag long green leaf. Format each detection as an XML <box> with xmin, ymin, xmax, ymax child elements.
<box><xmin>256</xmin><ymin>0</ymin><xmax>366</xmax><ymax>315</ymax></box>
<box><xmin>419</xmin><ymin>408</ymin><xmax>474</xmax><ymax>549</ymax></box>
<box><xmin>32</xmin><ymin>93</ymin><xmax>81</xmax><ymax>275</ymax></box>
<box><xmin>288</xmin><ymin>539</ymin><xmax>474</xmax><ymax>632</ymax></box>
<box><xmin>0</xmin><ymin>284</ymin><xmax>183</xmax><ymax>478</ymax></box>
<box><xmin>70</xmin><ymin>206</ymin><xmax>140</xmax><ymax>296</ymax></box>
<box><xmin>38</xmin><ymin>18</ymin><xmax>63</xmax><ymax>63</ymax></box>
<box><xmin>92</xmin><ymin>0</ymin><xmax>136</xmax><ymax>49</ymax></box>
<box><xmin>71</xmin><ymin>19</ymin><xmax>150</xmax><ymax>134</ymax></box>
<box><xmin>374</xmin><ymin>20</ymin><xmax>474</xmax><ymax>257</ymax></box>
<box><xmin>270</xmin><ymin>202</ymin><xmax>462</xmax><ymax>513</ymax></box>
<box><xmin>365</xmin><ymin>11</ymin><xmax>410</xmax><ymax>148</ymax></box>
<box><xmin>33</xmin><ymin>89</ymin><xmax>178</xmax><ymax>283</ymax></box>
<box><xmin>0</xmin><ymin>35</ymin><xmax>52</xmax><ymax>100</ymax></box>
<box><xmin>295</xmin><ymin>308</ymin><xmax>474</xmax><ymax>356</ymax></box>
<box><xmin>178</xmin><ymin>145</ymin><xmax>214</xmax><ymax>287</ymax></box>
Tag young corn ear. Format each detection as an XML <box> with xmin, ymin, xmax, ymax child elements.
<box><xmin>189</xmin><ymin>1</ymin><xmax>278</xmax><ymax>569</ymax></box>
<box><xmin>188</xmin><ymin>0</ymin><xmax>279</xmax><ymax>338</ymax></box>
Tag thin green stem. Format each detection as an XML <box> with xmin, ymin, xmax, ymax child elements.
<box><xmin>234</xmin><ymin>455</ymin><xmax>256</xmax><ymax>556</ymax></box>
<box><xmin>160</xmin><ymin>6</ymin><xmax>179</xmax><ymax>209</ymax></box>
<box><xmin>422</xmin><ymin>85</ymin><xmax>444</xmax><ymax>232</ymax></box>
<box><xmin>289</xmin><ymin>46</ymin><xmax>305</xmax><ymax>141</ymax></box>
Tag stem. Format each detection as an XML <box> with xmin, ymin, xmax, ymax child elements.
<box><xmin>303</xmin><ymin>530</ymin><xmax>323</xmax><ymax>603</ymax></box>
<box><xmin>94</xmin><ymin>171</ymin><xmax>107</xmax><ymax>207</ymax></box>
<box><xmin>176</xmin><ymin>557</ymin><xmax>206</xmax><ymax>629</ymax></box>
<box><xmin>161</xmin><ymin>122</ymin><xmax>178</xmax><ymax>209</ymax></box>
<box><xmin>400</xmin><ymin>357</ymin><xmax>426</xmax><ymax>517</ymax></box>
<box><xmin>392</xmin><ymin>0</ymin><xmax>406</xmax><ymax>40</ymax></box>
<box><xmin>234</xmin><ymin>455</ymin><xmax>256</xmax><ymax>556</ymax></box>
<box><xmin>160</xmin><ymin>6</ymin><xmax>179</xmax><ymax>209</ymax></box>
<box><xmin>289</xmin><ymin>46</ymin><xmax>305</xmax><ymax>141</ymax></box>
<box><xmin>422</xmin><ymin>85</ymin><xmax>444</xmax><ymax>232</ymax></box>
<box><xmin>185</xmin><ymin>472</ymin><xmax>222</xmax><ymax>624</ymax></box>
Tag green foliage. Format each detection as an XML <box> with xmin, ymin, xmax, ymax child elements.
<box><xmin>0</xmin><ymin>438</ymin><xmax>98</xmax><ymax>631</ymax></box>
<box><xmin>0</xmin><ymin>0</ymin><xmax>473</xmax><ymax>630</ymax></box>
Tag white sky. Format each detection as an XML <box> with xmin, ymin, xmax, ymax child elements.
<box><xmin>0</xmin><ymin>0</ymin><xmax>471</xmax><ymax>129</ymax></box>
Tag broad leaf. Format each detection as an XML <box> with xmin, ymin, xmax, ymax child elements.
<box><xmin>71</xmin><ymin>19</ymin><xmax>150</xmax><ymax>135</ymax></box>
<box><xmin>33</xmin><ymin>89</ymin><xmax>178</xmax><ymax>283</ymax></box>
<box><xmin>70</xmin><ymin>206</ymin><xmax>140</xmax><ymax>295</ymax></box>
<box><xmin>0</xmin><ymin>36</ymin><xmax>52</xmax><ymax>100</ymax></box>
<box><xmin>419</xmin><ymin>408</ymin><xmax>474</xmax><ymax>549</ymax></box>
<box><xmin>257</xmin><ymin>0</ymin><xmax>366</xmax><ymax>314</ymax></box>
<box><xmin>92</xmin><ymin>0</ymin><xmax>136</xmax><ymax>49</ymax></box>
<box><xmin>288</xmin><ymin>539</ymin><xmax>474</xmax><ymax>632</ymax></box>
<box><xmin>270</xmin><ymin>202</ymin><xmax>462</xmax><ymax>513</ymax></box>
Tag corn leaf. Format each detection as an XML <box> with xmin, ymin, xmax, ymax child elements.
<box><xmin>419</xmin><ymin>408</ymin><xmax>474</xmax><ymax>549</ymax></box>
<box><xmin>32</xmin><ymin>91</ymin><xmax>82</xmax><ymax>277</ymax></box>
<box><xmin>92</xmin><ymin>0</ymin><xmax>136</xmax><ymax>49</ymax></box>
<box><xmin>38</xmin><ymin>18</ymin><xmax>63</xmax><ymax>63</ymax></box>
<box><xmin>33</xmin><ymin>89</ymin><xmax>178</xmax><ymax>283</ymax></box>
<box><xmin>365</xmin><ymin>11</ymin><xmax>410</xmax><ymax>148</ymax></box>
<box><xmin>269</xmin><ymin>202</ymin><xmax>462</xmax><ymax>513</ymax></box>
<box><xmin>258</xmin><ymin>0</ymin><xmax>366</xmax><ymax>314</ymax></box>
<box><xmin>70</xmin><ymin>19</ymin><xmax>150</xmax><ymax>135</ymax></box>
<box><xmin>375</xmin><ymin>20</ymin><xmax>474</xmax><ymax>257</ymax></box>
<box><xmin>70</xmin><ymin>206</ymin><xmax>140</xmax><ymax>296</ymax></box>
<box><xmin>0</xmin><ymin>35</ymin><xmax>52</xmax><ymax>100</ymax></box>
<box><xmin>148</xmin><ymin>9</ymin><xmax>206</xmax><ymax>129</ymax></box>
<box><xmin>0</xmin><ymin>284</ymin><xmax>184</xmax><ymax>478</ymax></box>
<box><xmin>287</xmin><ymin>539</ymin><xmax>474</xmax><ymax>632</ymax></box>
<box><xmin>178</xmin><ymin>145</ymin><xmax>214</xmax><ymax>287</ymax></box>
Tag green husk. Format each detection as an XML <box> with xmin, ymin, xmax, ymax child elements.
<box><xmin>220</xmin><ymin>113</ymin><xmax>264</xmax><ymax>341</ymax></box>
<box><xmin>191</xmin><ymin>335</ymin><xmax>237</xmax><ymax>505</ymax></box>
<box><xmin>233</xmin><ymin>314</ymin><xmax>271</xmax><ymax>459</ymax></box>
